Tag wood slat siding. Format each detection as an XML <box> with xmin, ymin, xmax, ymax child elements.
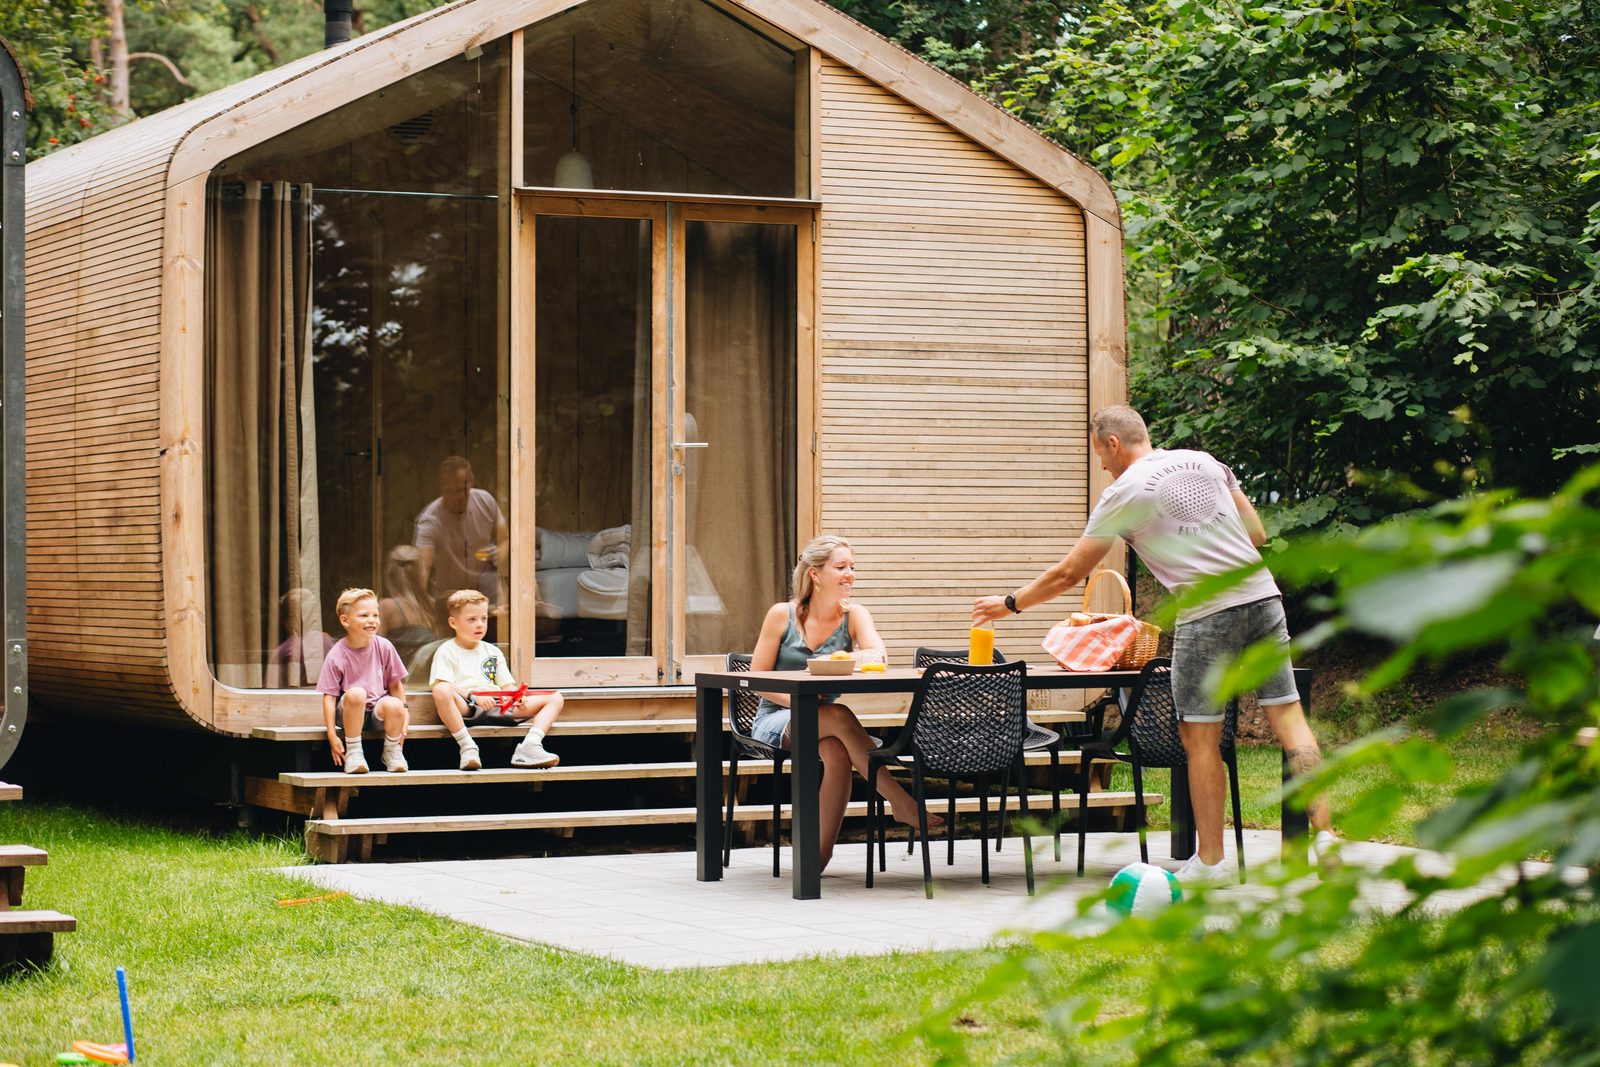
<box><xmin>817</xmin><ymin>60</ymin><xmax>1087</xmax><ymax>666</ymax></box>
<box><xmin>23</xmin><ymin>117</ymin><xmax>185</xmax><ymax>727</ymax></box>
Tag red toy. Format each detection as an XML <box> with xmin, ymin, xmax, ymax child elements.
<box><xmin>473</xmin><ymin>685</ymin><xmax>556</xmax><ymax>713</ymax></box>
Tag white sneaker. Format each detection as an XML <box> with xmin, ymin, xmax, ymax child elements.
<box><xmin>381</xmin><ymin>739</ymin><xmax>409</xmax><ymax>773</ymax></box>
<box><xmin>510</xmin><ymin>736</ymin><xmax>559</xmax><ymax>768</ymax></box>
<box><xmin>1174</xmin><ymin>853</ymin><xmax>1233</xmax><ymax>887</ymax></box>
<box><xmin>1312</xmin><ymin>830</ymin><xmax>1343</xmax><ymax>876</ymax></box>
<box><xmin>458</xmin><ymin>743</ymin><xmax>482</xmax><ymax>771</ymax></box>
<box><xmin>342</xmin><ymin>746</ymin><xmax>369</xmax><ymax>775</ymax></box>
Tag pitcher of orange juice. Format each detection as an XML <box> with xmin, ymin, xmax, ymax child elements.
<box><xmin>968</xmin><ymin>621</ymin><xmax>995</xmax><ymax>665</ymax></box>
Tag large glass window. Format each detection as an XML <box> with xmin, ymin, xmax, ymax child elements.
<box><xmin>533</xmin><ymin>214</ymin><xmax>653</xmax><ymax>658</ymax></box>
<box><xmin>524</xmin><ymin>0</ymin><xmax>802</xmax><ymax>197</ymax></box>
<box><xmin>205</xmin><ymin>45</ymin><xmax>508</xmax><ymax>689</ymax></box>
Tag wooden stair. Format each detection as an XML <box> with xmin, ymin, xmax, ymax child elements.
<box><xmin>245</xmin><ymin>700</ymin><xmax>1152</xmax><ymax>863</ymax></box>
<box><xmin>1</xmin><ymin>785</ymin><xmax>79</xmax><ymax>975</ymax></box>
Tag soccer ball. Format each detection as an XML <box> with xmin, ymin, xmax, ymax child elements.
<box><xmin>1107</xmin><ymin>862</ymin><xmax>1182</xmax><ymax>918</ymax></box>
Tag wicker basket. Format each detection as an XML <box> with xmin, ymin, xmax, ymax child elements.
<box><xmin>1067</xmin><ymin>569</ymin><xmax>1160</xmax><ymax>669</ymax></box>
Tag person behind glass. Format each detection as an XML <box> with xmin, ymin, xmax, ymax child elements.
<box><xmin>266</xmin><ymin>586</ymin><xmax>335</xmax><ymax>688</ymax></box>
<box><xmin>414</xmin><ymin>456</ymin><xmax>508</xmax><ymax>614</ymax></box>
<box><xmin>429</xmin><ymin>589</ymin><xmax>565</xmax><ymax>771</ymax></box>
<box><xmin>379</xmin><ymin>544</ymin><xmax>439</xmax><ymax>669</ymax></box>
<box><xmin>750</xmin><ymin>534</ymin><xmax>941</xmax><ymax>872</ymax></box>
<box><xmin>316</xmin><ymin>587</ymin><xmax>410</xmax><ymax>775</ymax></box>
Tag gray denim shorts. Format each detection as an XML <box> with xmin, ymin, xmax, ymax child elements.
<box><xmin>1171</xmin><ymin>596</ymin><xmax>1299</xmax><ymax>722</ymax></box>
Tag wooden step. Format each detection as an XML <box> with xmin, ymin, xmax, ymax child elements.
<box><xmin>0</xmin><ymin>782</ymin><xmax>20</xmax><ymax>802</ymax></box>
<box><xmin>0</xmin><ymin>846</ymin><xmax>49</xmax><ymax>868</ymax></box>
<box><xmin>251</xmin><ymin>707</ymin><xmax>1086</xmax><ymax>743</ymax></box>
<box><xmin>0</xmin><ymin>910</ymin><xmax>77</xmax><ymax>934</ymax></box>
<box><xmin>306</xmin><ymin>790</ymin><xmax>1161</xmax><ymax>838</ymax></box>
<box><xmin>1</xmin><ymin>844</ymin><xmax>49</xmax><ymax>910</ymax></box>
<box><xmin>278</xmin><ymin>749</ymin><xmax>1089</xmax><ymax>789</ymax></box>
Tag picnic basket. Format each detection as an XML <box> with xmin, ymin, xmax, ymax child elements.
<box><xmin>1067</xmin><ymin>569</ymin><xmax>1160</xmax><ymax>669</ymax></box>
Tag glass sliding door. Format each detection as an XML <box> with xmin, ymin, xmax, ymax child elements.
<box><xmin>519</xmin><ymin>193</ymin><xmax>808</xmax><ymax>686</ymax></box>
<box><xmin>525</xmin><ymin>199</ymin><xmax>664</xmax><ymax>685</ymax></box>
<box><xmin>677</xmin><ymin>213</ymin><xmax>801</xmax><ymax>664</ymax></box>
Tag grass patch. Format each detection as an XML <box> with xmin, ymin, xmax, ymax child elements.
<box><xmin>0</xmin><ymin>803</ymin><xmax>1127</xmax><ymax>1065</ymax></box>
<box><xmin>0</xmin><ymin>711</ymin><xmax>1530</xmax><ymax>1063</ymax></box>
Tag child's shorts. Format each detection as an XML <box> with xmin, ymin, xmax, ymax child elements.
<box><xmin>333</xmin><ymin>705</ymin><xmax>381</xmax><ymax>739</ymax></box>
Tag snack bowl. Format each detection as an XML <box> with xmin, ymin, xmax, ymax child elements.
<box><xmin>806</xmin><ymin>656</ymin><xmax>856</xmax><ymax>676</ymax></box>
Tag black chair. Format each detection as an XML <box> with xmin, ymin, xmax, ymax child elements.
<box><xmin>867</xmin><ymin>660</ymin><xmax>1035</xmax><ymax>898</ymax></box>
<box><xmin>1073</xmin><ymin>657</ymin><xmax>1245</xmax><ymax>882</ymax></box>
<box><xmin>722</xmin><ymin>653</ymin><xmax>786</xmax><ymax>878</ymax></box>
<box><xmin>914</xmin><ymin>647</ymin><xmax>1066</xmax><ymax>861</ymax></box>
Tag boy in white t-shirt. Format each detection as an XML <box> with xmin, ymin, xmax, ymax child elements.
<box><xmin>429</xmin><ymin>589</ymin><xmax>564</xmax><ymax>769</ymax></box>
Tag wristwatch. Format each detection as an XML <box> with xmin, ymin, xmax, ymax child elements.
<box><xmin>1004</xmin><ymin>594</ymin><xmax>1020</xmax><ymax>614</ymax></box>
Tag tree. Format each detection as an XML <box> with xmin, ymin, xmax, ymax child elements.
<box><xmin>827</xmin><ymin>1</ymin><xmax>1091</xmax><ymax>77</ymax></box>
<box><xmin>993</xmin><ymin>0</ymin><xmax>1600</xmax><ymax>532</ymax></box>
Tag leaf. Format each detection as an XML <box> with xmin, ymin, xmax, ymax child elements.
<box><xmin>1427</xmin><ymin>687</ymin><xmax>1522</xmax><ymax>739</ymax></box>
<box><xmin>1390</xmin><ymin>737</ymin><xmax>1453</xmax><ymax>783</ymax></box>
<box><xmin>1533</xmin><ymin>922</ymin><xmax>1600</xmax><ymax>1033</ymax></box>
<box><xmin>1343</xmin><ymin>554</ymin><xmax>1520</xmax><ymax>641</ymax></box>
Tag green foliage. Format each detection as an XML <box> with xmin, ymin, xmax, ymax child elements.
<box><xmin>827</xmin><ymin>1</ymin><xmax>1089</xmax><ymax>77</ymax></box>
<box><xmin>8</xmin><ymin>0</ymin><xmax>453</xmax><ymax>161</ymax></box>
<box><xmin>1</xmin><ymin>0</ymin><xmax>111</xmax><ymax>156</ymax></box>
<box><xmin>993</xmin><ymin>0</ymin><xmax>1600</xmax><ymax>533</ymax></box>
<box><xmin>919</xmin><ymin>465</ymin><xmax>1600</xmax><ymax>1064</ymax></box>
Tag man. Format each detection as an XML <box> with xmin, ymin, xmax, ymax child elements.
<box><xmin>973</xmin><ymin>405</ymin><xmax>1339</xmax><ymax>882</ymax></box>
<box><xmin>414</xmin><ymin>456</ymin><xmax>508</xmax><ymax>610</ymax></box>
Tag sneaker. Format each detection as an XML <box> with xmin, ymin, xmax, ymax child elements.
<box><xmin>381</xmin><ymin>740</ymin><xmax>409</xmax><ymax>774</ymax></box>
<box><xmin>458</xmin><ymin>743</ymin><xmax>482</xmax><ymax>772</ymax></box>
<box><xmin>510</xmin><ymin>736</ymin><xmax>559</xmax><ymax>768</ymax></box>
<box><xmin>1174</xmin><ymin>853</ymin><xmax>1233</xmax><ymax>887</ymax></box>
<box><xmin>343</xmin><ymin>747</ymin><xmax>369</xmax><ymax>775</ymax></box>
<box><xmin>1312</xmin><ymin>830</ymin><xmax>1343</xmax><ymax>876</ymax></box>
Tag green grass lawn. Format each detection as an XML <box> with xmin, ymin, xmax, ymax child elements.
<box><xmin>0</xmin><ymin>710</ymin><xmax>1528</xmax><ymax>1064</ymax></box>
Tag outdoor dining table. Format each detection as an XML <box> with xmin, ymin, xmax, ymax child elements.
<box><xmin>694</xmin><ymin>662</ymin><xmax>1314</xmax><ymax>899</ymax></box>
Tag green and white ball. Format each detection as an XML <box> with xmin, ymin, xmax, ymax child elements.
<box><xmin>1107</xmin><ymin>862</ymin><xmax>1182</xmax><ymax>918</ymax></box>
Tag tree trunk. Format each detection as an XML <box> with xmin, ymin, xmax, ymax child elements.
<box><xmin>106</xmin><ymin>0</ymin><xmax>130</xmax><ymax>118</ymax></box>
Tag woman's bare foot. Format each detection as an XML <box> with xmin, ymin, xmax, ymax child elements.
<box><xmin>890</xmin><ymin>795</ymin><xmax>944</xmax><ymax>831</ymax></box>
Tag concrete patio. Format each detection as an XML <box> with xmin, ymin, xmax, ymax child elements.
<box><xmin>276</xmin><ymin>829</ymin><xmax>1522</xmax><ymax>969</ymax></box>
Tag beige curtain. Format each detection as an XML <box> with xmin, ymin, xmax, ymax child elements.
<box><xmin>684</xmin><ymin>221</ymin><xmax>797</xmax><ymax>654</ymax></box>
<box><xmin>207</xmin><ymin>180</ymin><xmax>323</xmax><ymax>688</ymax></box>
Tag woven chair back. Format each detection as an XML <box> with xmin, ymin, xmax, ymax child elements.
<box><xmin>725</xmin><ymin>653</ymin><xmax>763</xmax><ymax>741</ymax></box>
<box><xmin>909</xmin><ymin>661</ymin><xmax>1027</xmax><ymax>777</ymax></box>
<box><xmin>912</xmin><ymin>646</ymin><xmax>1009</xmax><ymax>668</ymax></box>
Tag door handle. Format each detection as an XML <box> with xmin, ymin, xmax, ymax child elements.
<box><xmin>673</xmin><ymin>442</ymin><xmax>709</xmax><ymax>449</ymax></box>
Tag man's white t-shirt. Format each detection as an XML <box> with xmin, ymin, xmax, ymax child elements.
<box><xmin>414</xmin><ymin>487</ymin><xmax>504</xmax><ymax>595</ymax></box>
<box><xmin>428</xmin><ymin>638</ymin><xmax>514</xmax><ymax>694</ymax></box>
<box><xmin>1083</xmin><ymin>448</ymin><xmax>1280</xmax><ymax>624</ymax></box>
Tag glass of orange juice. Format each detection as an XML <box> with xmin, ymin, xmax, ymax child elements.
<box><xmin>860</xmin><ymin>649</ymin><xmax>886</xmax><ymax>672</ymax></box>
<box><xmin>968</xmin><ymin>622</ymin><xmax>995</xmax><ymax>665</ymax></box>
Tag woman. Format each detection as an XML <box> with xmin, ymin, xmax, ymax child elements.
<box><xmin>379</xmin><ymin>544</ymin><xmax>439</xmax><ymax>667</ymax></box>
<box><xmin>751</xmin><ymin>534</ymin><xmax>940</xmax><ymax>871</ymax></box>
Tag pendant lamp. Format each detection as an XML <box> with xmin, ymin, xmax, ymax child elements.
<box><xmin>553</xmin><ymin>36</ymin><xmax>594</xmax><ymax>188</ymax></box>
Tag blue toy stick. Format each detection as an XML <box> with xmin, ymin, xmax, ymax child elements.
<box><xmin>116</xmin><ymin>966</ymin><xmax>136</xmax><ymax>1063</ymax></box>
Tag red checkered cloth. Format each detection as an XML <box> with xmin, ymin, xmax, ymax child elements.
<box><xmin>1041</xmin><ymin>614</ymin><xmax>1140</xmax><ymax>671</ymax></box>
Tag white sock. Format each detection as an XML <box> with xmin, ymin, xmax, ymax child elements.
<box><xmin>344</xmin><ymin>738</ymin><xmax>364</xmax><ymax>758</ymax></box>
<box><xmin>524</xmin><ymin>727</ymin><xmax>544</xmax><ymax>745</ymax></box>
<box><xmin>452</xmin><ymin>728</ymin><xmax>474</xmax><ymax>748</ymax></box>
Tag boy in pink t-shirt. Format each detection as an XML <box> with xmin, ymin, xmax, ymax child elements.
<box><xmin>316</xmin><ymin>587</ymin><xmax>410</xmax><ymax>774</ymax></box>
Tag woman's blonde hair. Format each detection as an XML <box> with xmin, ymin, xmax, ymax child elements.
<box><xmin>383</xmin><ymin>544</ymin><xmax>434</xmax><ymax>626</ymax></box>
<box><xmin>791</xmin><ymin>535</ymin><xmax>851</xmax><ymax>625</ymax></box>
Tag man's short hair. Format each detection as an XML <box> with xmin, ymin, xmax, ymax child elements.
<box><xmin>335</xmin><ymin>587</ymin><xmax>377</xmax><ymax>616</ymax></box>
<box><xmin>1090</xmin><ymin>405</ymin><xmax>1150</xmax><ymax>445</ymax></box>
<box><xmin>447</xmin><ymin>589</ymin><xmax>489</xmax><ymax>614</ymax></box>
<box><xmin>438</xmin><ymin>456</ymin><xmax>473</xmax><ymax>481</ymax></box>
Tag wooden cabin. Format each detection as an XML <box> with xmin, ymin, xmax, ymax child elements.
<box><xmin>23</xmin><ymin>0</ymin><xmax>1129</xmax><ymax>851</ymax></box>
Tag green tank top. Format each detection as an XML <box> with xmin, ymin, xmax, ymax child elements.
<box><xmin>772</xmin><ymin>603</ymin><xmax>852</xmax><ymax>670</ymax></box>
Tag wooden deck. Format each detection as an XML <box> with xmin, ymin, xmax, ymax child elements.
<box><xmin>241</xmin><ymin>706</ymin><xmax>1156</xmax><ymax>863</ymax></box>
